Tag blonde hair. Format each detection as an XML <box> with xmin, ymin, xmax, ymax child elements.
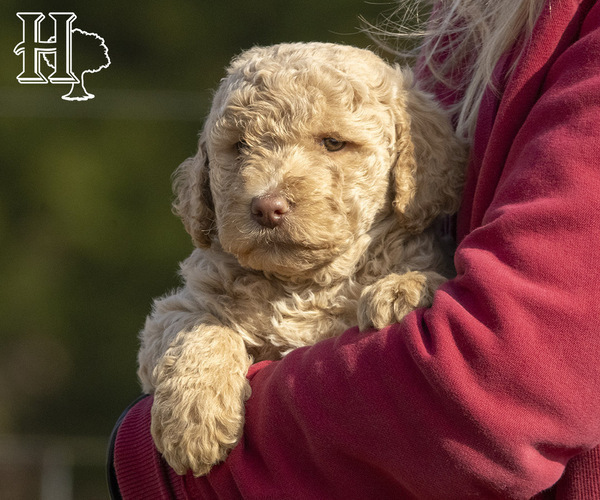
<box><xmin>367</xmin><ymin>0</ymin><xmax>546</xmax><ymax>142</ymax></box>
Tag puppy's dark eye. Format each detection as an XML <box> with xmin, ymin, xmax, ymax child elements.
<box><xmin>321</xmin><ymin>137</ymin><xmax>346</xmax><ymax>152</ymax></box>
<box><xmin>235</xmin><ymin>140</ymin><xmax>249</xmax><ymax>154</ymax></box>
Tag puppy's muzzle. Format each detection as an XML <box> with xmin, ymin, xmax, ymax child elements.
<box><xmin>251</xmin><ymin>194</ymin><xmax>290</xmax><ymax>229</ymax></box>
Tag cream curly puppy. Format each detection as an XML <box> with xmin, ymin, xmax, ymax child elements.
<box><xmin>138</xmin><ymin>42</ymin><xmax>465</xmax><ymax>476</ymax></box>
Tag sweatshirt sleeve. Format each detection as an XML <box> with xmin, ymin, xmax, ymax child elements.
<box><xmin>183</xmin><ymin>4</ymin><xmax>600</xmax><ymax>499</ymax></box>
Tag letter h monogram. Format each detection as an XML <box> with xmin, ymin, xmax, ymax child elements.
<box><xmin>14</xmin><ymin>12</ymin><xmax>79</xmax><ymax>84</ymax></box>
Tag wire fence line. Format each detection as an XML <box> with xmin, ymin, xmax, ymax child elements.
<box><xmin>0</xmin><ymin>87</ymin><xmax>210</xmax><ymax>121</ymax></box>
<box><xmin>0</xmin><ymin>434</ymin><xmax>108</xmax><ymax>500</ymax></box>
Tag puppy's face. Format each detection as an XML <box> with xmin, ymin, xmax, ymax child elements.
<box><xmin>209</xmin><ymin>47</ymin><xmax>398</xmax><ymax>276</ymax></box>
<box><xmin>174</xmin><ymin>43</ymin><xmax>464</xmax><ymax>279</ymax></box>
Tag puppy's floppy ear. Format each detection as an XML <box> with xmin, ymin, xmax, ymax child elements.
<box><xmin>392</xmin><ymin>69</ymin><xmax>467</xmax><ymax>234</ymax></box>
<box><xmin>172</xmin><ymin>133</ymin><xmax>215</xmax><ymax>248</ymax></box>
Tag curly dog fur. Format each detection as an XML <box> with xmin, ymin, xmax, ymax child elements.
<box><xmin>137</xmin><ymin>42</ymin><xmax>466</xmax><ymax>476</ymax></box>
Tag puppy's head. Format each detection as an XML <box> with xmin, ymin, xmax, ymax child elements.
<box><xmin>174</xmin><ymin>43</ymin><xmax>465</xmax><ymax>278</ymax></box>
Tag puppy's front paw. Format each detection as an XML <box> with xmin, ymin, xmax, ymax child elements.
<box><xmin>358</xmin><ymin>271</ymin><xmax>446</xmax><ymax>331</ymax></box>
<box><xmin>151</xmin><ymin>376</ymin><xmax>251</xmax><ymax>476</ymax></box>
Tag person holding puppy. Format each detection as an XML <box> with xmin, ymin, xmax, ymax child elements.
<box><xmin>109</xmin><ymin>0</ymin><xmax>600</xmax><ymax>498</ymax></box>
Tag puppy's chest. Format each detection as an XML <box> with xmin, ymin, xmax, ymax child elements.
<box><xmin>222</xmin><ymin>279</ymin><xmax>362</xmax><ymax>358</ymax></box>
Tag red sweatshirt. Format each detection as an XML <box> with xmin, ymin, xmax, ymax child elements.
<box><xmin>113</xmin><ymin>0</ymin><xmax>600</xmax><ymax>498</ymax></box>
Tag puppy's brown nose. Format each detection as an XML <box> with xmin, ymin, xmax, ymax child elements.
<box><xmin>251</xmin><ymin>195</ymin><xmax>289</xmax><ymax>228</ymax></box>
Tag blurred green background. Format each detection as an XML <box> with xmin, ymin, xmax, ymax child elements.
<box><xmin>0</xmin><ymin>0</ymin><xmax>397</xmax><ymax>497</ymax></box>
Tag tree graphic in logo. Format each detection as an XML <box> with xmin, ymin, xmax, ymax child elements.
<box><xmin>14</xmin><ymin>12</ymin><xmax>111</xmax><ymax>101</ymax></box>
<box><xmin>44</xmin><ymin>29</ymin><xmax>111</xmax><ymax>101</ymax></box>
